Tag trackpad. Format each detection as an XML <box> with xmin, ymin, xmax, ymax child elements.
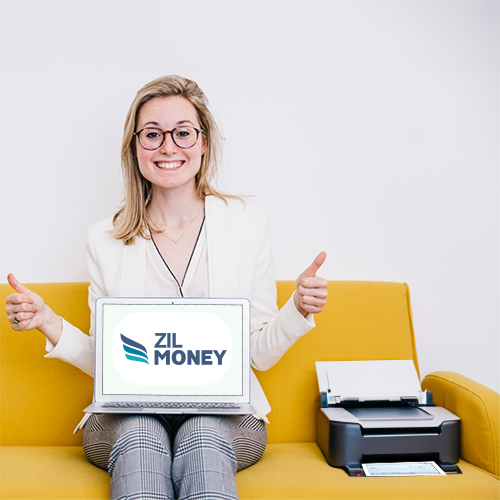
<box><xmin>154</xmin><ymin>409</ymin><xmax>200</xmax><ymax>414</ymax></box>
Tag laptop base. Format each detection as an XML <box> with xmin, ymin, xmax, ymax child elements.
<box><xmin>84</xmin><ymin>402</ymin><xmax>256</xmax><ymax>415</ymax></box>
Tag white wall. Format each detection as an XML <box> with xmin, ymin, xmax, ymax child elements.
<box><xmin>1</xmin><ymin>0</ymin><xmax>498</xmax><ymax>392</ymax></box>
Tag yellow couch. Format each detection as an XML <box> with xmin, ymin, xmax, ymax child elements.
<box><xmin>1</xmin><ymin>281</ymin><xmax>498</xmax><ymax>499</ymax></box>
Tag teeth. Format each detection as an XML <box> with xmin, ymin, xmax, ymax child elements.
<box><xmin>157</xmin><ymin>161</ymin><xmax>182</xmax><ymax>170</ymax></box>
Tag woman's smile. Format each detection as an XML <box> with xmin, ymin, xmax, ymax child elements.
<box><xmin>155</xmin><ymin>160</ymin><xmax>185</xmax><ymax>171</ymax></box>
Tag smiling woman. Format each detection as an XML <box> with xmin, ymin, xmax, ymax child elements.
<box><xmin>114</xmin><ymin>75</ymin><xmax>225</xmax><ymax>247</ymax></box>
<box><xmin>5</xmin><ymin>75</ymin><xmax>328</xmax><ymax>500</ymax></box>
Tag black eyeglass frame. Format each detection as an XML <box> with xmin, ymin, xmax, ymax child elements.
<box><xmin>134</xmin><ymin>127</ymin><xmax>204</xmax><ymax>150</ymax></box>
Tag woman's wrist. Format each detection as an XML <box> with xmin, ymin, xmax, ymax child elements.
<box><xmin>293</xmin><ymin>291</ymin><xmax>308</xmax><ymax>317</ymax></box>
<box><xmin>39</xmin><ymin>307</ymin><xmax>63</xmax><ymax>346</ymax></box>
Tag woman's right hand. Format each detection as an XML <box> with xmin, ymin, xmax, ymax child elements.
<box><xmin>5</xmin><ymin>273</ymin><xmax>62</xmax><ymax>344</ymax></box>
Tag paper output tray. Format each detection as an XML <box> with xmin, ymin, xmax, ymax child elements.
<box><xmin>347</xmin><ymin>407</ymin><xmax>433</xmax><ymax>422</ymax></box>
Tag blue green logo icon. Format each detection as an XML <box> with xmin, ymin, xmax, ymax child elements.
<box><xmin>121</xmin><ymin>334</ymin><xmax>149</xmax><ymax>365</ymax></box>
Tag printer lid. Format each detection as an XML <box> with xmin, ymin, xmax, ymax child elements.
<box><xmin>316</xmin><ymin>360</ymin><xmax>426</xmax><ymax>405</ymax></box>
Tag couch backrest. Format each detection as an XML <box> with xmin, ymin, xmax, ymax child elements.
<box><xmin>0</xmin><ymin>281</ymin><xmax>418</xmax><ymax>446</ymax></box>
<box><xmin>1</xmin><ymin>283</ymin><xmax>92</xmax><ymax>446</ymax></box>
<box><xmin>261</xmin><ymin>281</ymin><xmax>419</xmax><ymax>443</ymax></box>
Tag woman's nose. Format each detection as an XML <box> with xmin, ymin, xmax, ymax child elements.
<box><xmin>158</xmin><ymin>132</ymin><xmax>178</xmax><ymax>154</ymax></box>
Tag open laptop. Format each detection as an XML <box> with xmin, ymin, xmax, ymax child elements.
<box><xmin>84</xmin><ymin>296</ymin><xmax>255</xmax><ymax>415</ymax></box>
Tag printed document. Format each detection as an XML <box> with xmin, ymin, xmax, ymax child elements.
<box><xmin>362</xmin><ymin>462</ymin><xmax>446</xmax><ymax>477</ymax></box>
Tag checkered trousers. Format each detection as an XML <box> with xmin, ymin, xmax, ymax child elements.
<box><xmin>83</xmin><ymin>413</ymin><xmax>267</xmax><ymax>500</ymax></box>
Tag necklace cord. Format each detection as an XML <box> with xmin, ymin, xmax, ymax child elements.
<box><xmin>148</xmin><ymin>216</ymin><xmax>206</xmax><ymax>295</ymax></box>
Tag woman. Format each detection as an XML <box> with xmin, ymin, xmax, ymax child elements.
<box><xmin>5</xmin><ymin>75</ymin><xmax>328</xmax><ymax>500</ymax></box>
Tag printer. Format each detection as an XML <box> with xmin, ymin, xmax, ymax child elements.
<box><xmin>315</xmin><ymin>360</ymin><xmax>461</xmax><ymax>476</ymax></box>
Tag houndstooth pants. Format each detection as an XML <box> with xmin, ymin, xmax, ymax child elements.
<box><xmin>82</xmin><ymin>413</ymin><xmax>267</xmax><ymax>500</ymax></box>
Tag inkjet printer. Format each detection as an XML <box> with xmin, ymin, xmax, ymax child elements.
<box><xmin>316</xmin><ymin>360</ymin><xmax>461</xmax><ymax>476</ymax></box>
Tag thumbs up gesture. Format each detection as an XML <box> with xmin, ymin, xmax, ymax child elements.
<box><xmin>5</xmin><ymin>274</ymin><xmax>45</xmax><ymax>331</ymax></box>
<box><xmin>294</xmin><ymin>252</ymin><xmax>328</xmax><ymax>317</ymax></box>
<box><xmin>5</xmin><ymin>274</ymin><xmax>62</xmax><ymax>343</ymax></box>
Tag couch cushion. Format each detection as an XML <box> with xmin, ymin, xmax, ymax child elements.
<box><xmin>258</xmin><ymin>281</ymin><xmax>420</xmax><ymax>443</ymax></box>
<box><xmin>1</xmin><ymin>444</ymin><xmax>498</xmax><ymax>500</ymax></box>
<box><xmin>0</xmin><ymin>446</ymin><xmax>109</xmax><ymax>499</ymax></box>
<box><xmin>237</xmin><ymin>443</ymin><xmax>500</xmax><ymax>499</ymax></box>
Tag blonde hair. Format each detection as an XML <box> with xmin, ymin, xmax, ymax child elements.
<box><xmin>111</xmin><ymin>75</ymin><xmax>226</xmax><ymax>245</ymax></box>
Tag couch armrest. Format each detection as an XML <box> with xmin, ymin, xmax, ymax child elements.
<box><xmin>421</xmin><ymin>371</ymin><xmax>499</xmax><ymax>479</ymax></box>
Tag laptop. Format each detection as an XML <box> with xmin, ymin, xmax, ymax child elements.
<box><xmin>84</xmin><ymin>296</ymin><xmax>255</xmax><ymax>415</ymax></box>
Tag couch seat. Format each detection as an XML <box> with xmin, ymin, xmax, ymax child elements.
<box><xmin>1</xmin><ymin>443</ymin><xmax>499</xmax><ymax>500</ymax></box>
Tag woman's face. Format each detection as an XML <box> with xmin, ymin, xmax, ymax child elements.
<box><xmin>135</xmin><ymin>96</ymin><xmax>206</xmax><ymax>196</ymax></box>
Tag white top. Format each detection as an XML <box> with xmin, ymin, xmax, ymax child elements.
<box><xmin>44</xmin><ymin>197</ymin><xmax>315</xmax><ymax>425</ymax></box>
<box><xmin>145</xmin><ymin>221</ymin><xmax>208</xmax><ymax>298</ymax></box>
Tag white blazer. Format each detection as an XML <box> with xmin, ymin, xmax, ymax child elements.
<box><xmin>46</xmin><ymin>196</ymin><xmax>314</xmax><ymax>421</ymax></box>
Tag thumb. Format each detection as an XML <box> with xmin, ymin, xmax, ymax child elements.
<box><xmin>302</xmin><ymin>251</ymin><xmax>327</xmax><ymax>278</ymax></box>
<box><xmin>7</xmin><ymin>273</ymin><xmax>34</xmax><ymax>300</ymax></box>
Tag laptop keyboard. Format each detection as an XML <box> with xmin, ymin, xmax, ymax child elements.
<box><xmin>102</xmin><ymin>402</ymin><xmax>241</xmax><ymax>409</ymax></box>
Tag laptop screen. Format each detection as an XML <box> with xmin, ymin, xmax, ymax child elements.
<box><xmin>94</xmin><ymin>298</ymin><xmax>250</xmax><ymax>402</ymax></box>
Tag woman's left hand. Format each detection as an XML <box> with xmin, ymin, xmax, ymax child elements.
<box><xmin>294</xmin><ymin>252</ymin><xmax>328</xmax><ymax>317</ymax></box>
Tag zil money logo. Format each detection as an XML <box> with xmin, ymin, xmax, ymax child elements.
<box><xmin>113</xmin><ymin>312</ymin><xmax>234</xmax><ymax>386</ymax></box>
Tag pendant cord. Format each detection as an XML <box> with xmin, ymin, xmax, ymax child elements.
<box><xmin>149</xmin><ymin>216</ymin><xmax>206</xmax><ymax>296</ymax></box>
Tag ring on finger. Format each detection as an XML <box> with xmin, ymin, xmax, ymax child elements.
<box><xmin>13</xmin><ymin>312</ymin><xmax>19</xmax><ymax>325</ymax></box>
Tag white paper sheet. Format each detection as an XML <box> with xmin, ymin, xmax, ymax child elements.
<box><xmin>316</xmin><ymin>360</ymin><xmax>424</xmax><ymax>403</ymax></box>
<box><xmin>362</xmin><ymin>461</ymin><xmax>446</xmax><ymax>477</ymax></box>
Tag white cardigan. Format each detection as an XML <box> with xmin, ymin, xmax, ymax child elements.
<box><xmin>46</xmin><ymin>196</ymin><xmax>314</xmax><ymax>422</ymax></box>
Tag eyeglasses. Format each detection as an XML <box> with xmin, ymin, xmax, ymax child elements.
<box><xmin>134</xmin><ymin>127</ymin><xmax>203</xmax><ymax>150</ymax></box>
